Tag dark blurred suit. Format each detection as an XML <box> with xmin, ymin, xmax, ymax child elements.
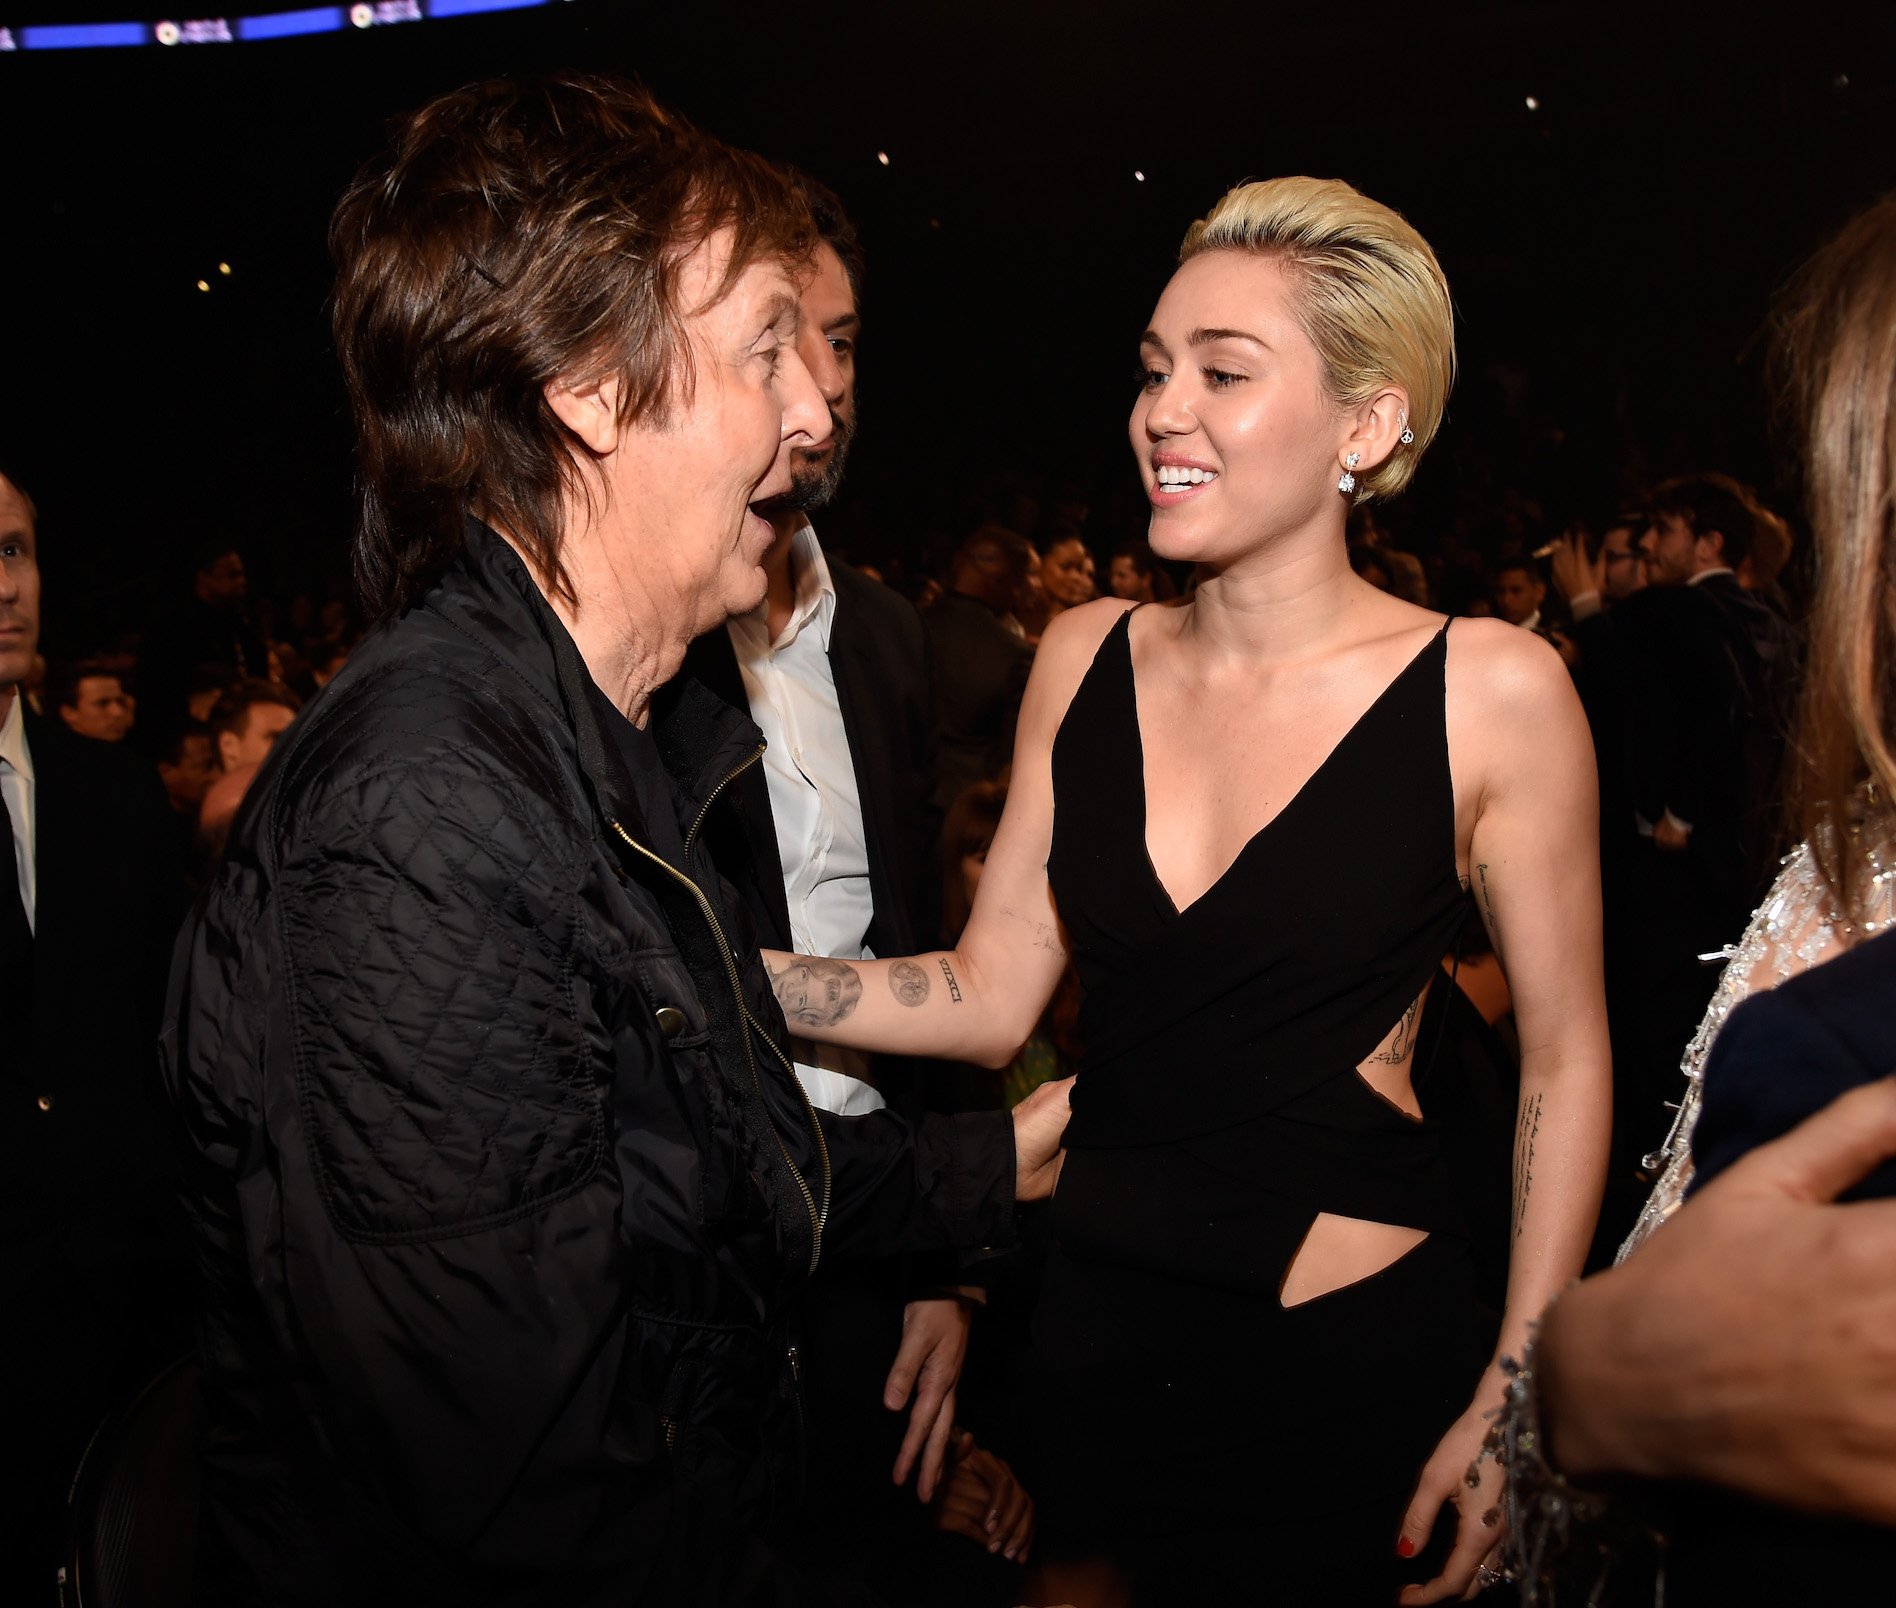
<box><xmin>921</xmin><ymin>590</ymin><xmax>1033</xmax><ymax>815</ymax></box>
<box><xmin>1615</xmin><ymin>575</ymin><xmax>1799</xmax><ymax>1129</ymax></box>
<box><xmin>4</xmin><ymin>712</ymin><xmax>189</xmax><ymax>1597</ymax></box>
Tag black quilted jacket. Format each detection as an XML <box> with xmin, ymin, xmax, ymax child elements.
<box><xmin>160</xmin><ymin>522</ymin><xmax>1016</xmax><ymax>1606</ymax></box>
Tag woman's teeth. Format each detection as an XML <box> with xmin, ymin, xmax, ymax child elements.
<box><xmin>1155</xmin><ymin>466</ymin><xmax>1217</xmax><ymax>486</ymax></box>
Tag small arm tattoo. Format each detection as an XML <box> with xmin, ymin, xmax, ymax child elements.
<box><xmin>1476</xmin><ymin>862</ymin><xmax>1500</xmax><ymax>945</ymax></box>
<box><xmin>770</xmin><ymin>956</ymin><xmax>863</xmax><ymax>1029</ymax></box>
<box><xmin>1368</xmin><ymin>994</ymin><xmax>1422</xmax><ymax>1065</ymax></box>
<box><xmin>1512</xmin><ymin>1090</ymin><xmax>1543</xmax><ymax>1241</ymax></box>
<box><xmin>937</xmin><ymin>957</ymin><xmax>964</xmax><ymax>1004</ymax></box>
<box><xmin>889</xmin><ymin>960</ymin><xmax>930</xmax><ymax>1008</ymax></box>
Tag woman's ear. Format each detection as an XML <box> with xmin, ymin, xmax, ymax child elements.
<box><xmin>1343</xmin><ymin>387</ymin><xmax>1408</xmax><ymax>473</ymax></box>
<box><xmin>544</xmin><ymin>372</ymin><xmax>623</xmax><ymax>457</ymax></box>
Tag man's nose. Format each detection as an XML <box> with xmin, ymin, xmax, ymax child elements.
<box><xmin>777</xmin><ymin>344</ymin><xmax>829</xmax><ymax>446</ymax></box>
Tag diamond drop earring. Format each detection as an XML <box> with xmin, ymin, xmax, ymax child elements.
<box><xmin>1338</xmin><ymin>451</ymin><xmax>1361</xmax><ymax>496</ymax></box>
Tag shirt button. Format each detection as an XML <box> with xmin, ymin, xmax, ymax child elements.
<box><xmin>655</xmin><ymin>1006</ymin><xmax>687</xmax><ymax>1039</ymax></box>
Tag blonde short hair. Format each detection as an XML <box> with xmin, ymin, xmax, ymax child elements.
<box><xmin>1180</xmin><ymin>177</ymin><xmax>1455</xmax><ymax>501</ymax></box>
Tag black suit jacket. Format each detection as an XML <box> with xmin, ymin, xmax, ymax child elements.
<box><xmin>681</xmin><ymin>556</ymin><xmax>938</xmax><ymax>1112</ymax></box>
<box><xmin>1619</xmin><ymin>575</ymin><xmax>1799</xmax><ymax>923</ymax></box>
<box><xmin>2</xmin><ymin>712</ymin><xmax>188</xmax><ymax>1301</ymax></box>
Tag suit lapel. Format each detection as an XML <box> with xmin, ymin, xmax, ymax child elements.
<box><xmin>827</xmin><ymin>578</ymin><xmax>912</xmax><ymax>957</ymax></box>
<box><xmin>679</xmin><ymin>626</ymin><xmax>793</xmax><ymax>950</ymax></box>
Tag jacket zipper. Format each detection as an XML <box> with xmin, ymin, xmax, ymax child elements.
<box><xmin>681</xmin><ymin>744</ymin><xmax>832</xmax><ymax>1243</ymax></box>
<box><xmin>609</xmin><ymin>807</ymin><xmax>829</xmax><ymax>1275</ymax></box>
<box><xmin>683</xmin><ymin>744</ymin><xmax>765</xmax><ymax>856</ymax></box>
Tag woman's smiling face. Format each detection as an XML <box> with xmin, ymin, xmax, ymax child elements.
<box><xmin>1129</xmin><ymin>249</ymin><xmax>1347</xmax><ymax>570</ymax></box>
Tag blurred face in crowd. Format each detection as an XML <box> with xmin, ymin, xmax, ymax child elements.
<box><xmin>159</xmin><ymin>731</ymin><xmax>218</xmax><ymax>811</ymax></box>
<box><xmin>219</xmin><ymin>700</ymin><xmax>296</xmax><ymax>773</ymax></box>
<box><xmin>547</xmin><ymin>227</ymin><xmax>828</xmax><ymax>644</ymax></box>
<box><xmin>1644</xmin><ymin>511</ymin><xmax>1717</xmax><ymax>587</ymax></box>
<box><xmin>0</xmin><ymin>479</ymin><xmax>38</xmax><ymax>716</ymax></box>
<box><xmin>1600</xmin><ymin>522</ymin><xmax>1651</xmax><ymax>601</ymax></box>
<box><xmin>197</xmin><ymin>551</ymin><xmax>248</xmax><ymax>609</ymax></box>
<box><xmin>1132</xmin><ymin>251</ymin><xmax>1355</xmax><ymax>570</ymax></box>
<box><xmin>778</xmin><ymin>243</ymin><xmax>859</xmax><ymax>512</ymax></box>
<box><xmin>60</xmin><ymin>675</ymin><xmax>135</xmax><ymax>742</ymax></box>
<box><xmin>1492</xmin><ymin>565</ymin><xmax>1545</xmax><ymax>625</ymax></box>
<box><xmin>1110</xmin><ymin>554</ymin><xmax>1154</xmax><ymax>602</ymax></box>
<box><xmin>1042</xmin><ymin>538</ymin><xmax>1097</xmax><ymax>607</ymax></box>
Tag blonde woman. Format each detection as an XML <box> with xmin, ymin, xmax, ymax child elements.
<box><xmin>767</xmin><ymin>179</ymin><xmax>1609</xmax><ymax>1604</ymax></box>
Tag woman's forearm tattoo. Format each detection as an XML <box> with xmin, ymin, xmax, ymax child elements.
<box><xmin>1512</xmin><ymin>1090</ymin><xmax>1543</xmax><ymax>1241</ymax></box>
<box><xmin>889</xmin><ymin>960</ymin><xmax>930</xmax><ymax>1008</ymax></box>
<box><xmin>937</xmin><ymin>957</ymin><xmax>964</xmax><ymax>1004</ymax></box>
<box><xmin>770</xmin><ymin>956</ymin><xmax>864</xmax><ymax>1028</ymax></box>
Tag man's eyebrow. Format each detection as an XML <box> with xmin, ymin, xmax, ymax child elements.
<box><xmin>1188</xmin><ymin>326</ymin><xmax>1270</xmax><ymax>349</ymax></box>
<box><xmin>823</xmin><ymin>311</ymin><xmax>862</xmax><ymax>335</ymax></box>
<box><xmin>763</xmin><ymin>291</ymin><xmax>800</xmax><ymax>330</ymax></box>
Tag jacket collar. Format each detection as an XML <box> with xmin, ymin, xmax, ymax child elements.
<box><xmin>426</xmin><ymin>518</ymin><xmax>765</xmax><ymax>842</ymax></box>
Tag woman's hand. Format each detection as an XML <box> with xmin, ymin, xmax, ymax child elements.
<box><xmin>932</xmin><ymin>1429</ymin><xmax>1036</xmax><ymax>1562</ymax></box>
<box><xmin>1012</xmin><ymin>1076</ymin><xmax>1073</xmax><ymax>1201</ymax></box>
<box><xmin>1396</xmin><ymin>1396</ymin><xmax>1507</xmax><ymax>1603</ymax></box>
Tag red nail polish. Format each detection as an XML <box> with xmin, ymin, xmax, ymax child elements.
<box><xmin>1396</xmin><ymin>1537</ymin><xmax>1416</xmax><ymax>1558</ymax></box>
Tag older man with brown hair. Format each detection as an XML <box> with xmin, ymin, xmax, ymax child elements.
<box><xmin>161</xmin><ymin>77</ymin><xmax>1069</xmax><ymax>1608</ymax></box>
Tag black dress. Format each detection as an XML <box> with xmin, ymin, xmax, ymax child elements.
<box><xmin>1031</xmin><ymin>610</ymin><xmax>1489</xmax><ymax>1604</ymax></box>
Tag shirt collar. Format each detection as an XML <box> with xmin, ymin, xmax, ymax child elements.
<box><xmin>1687</xmin><ymin>566</ymin><xmax>1736</xmax><ymax>587</ymax></box>
<box><xmin>735</xmin><ymin>521</ymin><xmax>836</xmax><ymax>655</ymax></box>
<box><xmin>0</xmin><ymin>691</ymin><xmax>31</xmax><ymax>785</ymax></box>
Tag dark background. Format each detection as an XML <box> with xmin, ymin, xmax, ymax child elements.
<box><xmin>3</xmin><ymin>0</ymin><xmax>1894</xmax><ymax>646</ymax></box>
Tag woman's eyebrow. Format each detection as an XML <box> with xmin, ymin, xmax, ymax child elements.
<box><xmin>1188</xmin><ymin>326</ymin><xmax>1270</xmax><ymax>350</ymax></box>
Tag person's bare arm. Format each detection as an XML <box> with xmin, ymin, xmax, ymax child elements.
<box><xmin>1400</xmin><ymin>622</ymin><xmax>1613</xmax><ymax>1603</ymax></box>
<box><xmin>1540</xmin><ymin>1076</ymin><xmax>1896</xmax><ymax>1520</ymax></box>
<box><xmin>763</xmin><ymin>600</ymin><xmax>1134</xmax><ymax>1068</ymax></box>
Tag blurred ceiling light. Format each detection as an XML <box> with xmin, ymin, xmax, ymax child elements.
<box><xmin>876</xmin><ymin>151</ymin><xmax>890</xmax><ymax>166</ymax></box>
<box><xmin>196</xmin><ymin>279</ymin><xmax>210</xmax><ymax>292</ymax></box>
<box><xmin>1525</xmin><ymin>95</ymin><xmax>1540</xmax><ymax>111</ymax></box>
<box><xmin>218</xmin><ymin>262</ymin><xmax>232</xmax><ymax>275</ymax></box>
<box><xmin>1134</xmin><ymin>170</ymin><xmax>1146</xmax><ymax>181</ymax></box>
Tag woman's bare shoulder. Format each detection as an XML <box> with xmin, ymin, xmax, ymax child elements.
<box><xmin>1444</xmin><ymin>616</ymin><xmax>1574</xmax><ymax>717</ymax></box>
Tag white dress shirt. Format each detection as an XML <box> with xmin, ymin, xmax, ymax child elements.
<box><xmin>726</xmin><ymin>524</ymin><xmax>882</xmax><ymax>1115</ymax></box>
<box><xmin>0</xmin><ymin>691</ymin><xmax>36</xmax><ymax>932</ymax></box>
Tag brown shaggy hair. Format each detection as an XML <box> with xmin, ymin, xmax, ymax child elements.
<box><xmin>1775</xmin><ymin>194</ymin><xmax>1896</xmax><ymax>921</ymax></box>
<box><xmin>330</xmin><ymin>74</ymin><xmax>816</xmax><ymax>619</ymax></box>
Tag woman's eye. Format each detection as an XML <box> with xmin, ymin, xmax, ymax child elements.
<box><xmin>1138</xmin><ymin>366</ymin><xmax>1168</xmax><ymax>390</ymax></box>
<box><xmin>1203</xmin><ymin>367</ymin><xmax>1244</xmax><ymax>388</ymax></box>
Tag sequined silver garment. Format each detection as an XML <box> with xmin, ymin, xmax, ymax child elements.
<box><xmin>1618</xmin><ymin>830</ymin><xmax>1896</xmax><ymax>1260</ymax></box>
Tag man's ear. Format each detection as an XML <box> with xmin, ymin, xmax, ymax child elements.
<box><xmin>217</xmin><ymin>730</ymin><xmax>240</xmax><ymax>772</ymax></box>
<box><xmin>1699</xmin><ymin>527</ymin><xmax>1727</xmax><ymax>563</ymax></box>
<box><xmin>544</xmin><ymin>372</ymin><xmax>623</xmax><ymax>457</ymax></box>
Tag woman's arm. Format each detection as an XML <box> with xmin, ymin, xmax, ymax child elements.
<box><xmin>1400</xmin><ymin>622</ymin><xmax>1614</xmax><ymax>1604</ymax></box>
<box><xmin>763</xmin><ymin>599</ymin><xmax>1135</xmax><ymax>1068</ymax></box>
